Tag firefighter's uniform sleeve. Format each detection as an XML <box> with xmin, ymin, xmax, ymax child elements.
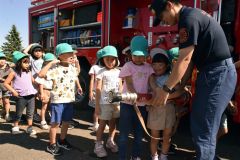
<box><xmin>179</xmin><ymin>17</ymin><xmax>200</xmax><ymax>49</ymax></box>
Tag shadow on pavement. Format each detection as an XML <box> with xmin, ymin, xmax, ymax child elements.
<box><xmin>1</xmin><ymin>104</ymin><xmax>240</xmax><ymax>160</ymax></box>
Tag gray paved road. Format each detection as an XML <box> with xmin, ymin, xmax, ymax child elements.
<box><xmin>0</xmin><ymin>107</ymin><xmax>240</xmax><ymax>160</ymax></box>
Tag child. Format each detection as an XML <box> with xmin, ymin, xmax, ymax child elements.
<box><xmin>0</xmin><ymin>52</ymin><xmax>12</xmax><ymax>121</ymax></box>
<box><xmin>35</xmin><ymin>53</ymin><xmax>56</xmax><ymax>130</ymax></box>
<box><xmin>94</xmin><ymin>45</ymin><xmax>122</xmax><ymax>158</ymax></box>
<box><xmin>4</xmin><ymin>51</ymin><xmax>37</xmax><ymax>135</ymax></box>
<box><xmin>89</xmin><ymin>49</ymin><xmax>109</xmax><ymax>132</ymax></box>
<box><xmin>38</xmin><ymin>43</ymin><xmax>81</xmax><ymax>156</ymax></box>
<box><xmin>89</xmin><ymin>49</ymin><xmax>102</xmax><ymax>131</ymax></box>
<box><xmin>24</xmin><ymin>43</ymin><xmax>44</xmax><ymax>122</ymax></box>
<box><xmin>24</xmin><ymin>43</ymin><xmax>44</xmax><ymax>78</ymax></box>
<box><xmin>148</xmin><ymin>49</ymin><xmax>184</xmax><ymax>160</ymax></box>
<box><xmin>71</xmin><ymin>44</ymin><xmax>81</xmax><ymax>73</ymax></box>
<box><xmin>118</xmin><ymin>36</ymin><xmax>154</xmax><ymax>160</ymax></box>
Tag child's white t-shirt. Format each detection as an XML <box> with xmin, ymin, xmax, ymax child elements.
<box><xmin>35</xmin><ymin>76</ymin><xmax>53</xmax><ymax>90</ymax></box>
<box><xmin>30</xmin><ymin>56</ymin><xmax>44</xmax><ymax>78</ymax></box>
<box><xmin>46</xmin><ymin>65</ymin><xmax>78</xmax><ymax>103</ymax></box>
<box><xmin>96</xmin><ymin>68</ymin><xmax>121</xmax><ymax>104</ymax></box>
<box><xmin>89</xmin><ymin>65</ymin><xmax>102</xmax><ymax>89</ymax></box>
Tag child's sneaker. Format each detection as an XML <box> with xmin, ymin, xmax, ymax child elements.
<box><xmin>151</xmin><ymin>155</ymin><xmax>158</xmax><ymax>160</ymax></box>
<box><xmin>104</xmin><ymin>124</ymin><xmax>109</xmax><ymax>132</ymax></box>
<box><xmin>57</xmin><ymin>139</ymin><xmax>73</xmax><ymax>150</ymax></box>
<box><xmin>68</xmin><ymin>124</ymin><xmax>74</xmax><ymax>130</ymax></box>
<box><xmin>26</xmin><ymin>126</ymin><xmax>37</xmax><ymax>136</ymax></box>
<box><xmin>106</xmin><ymin>139</ymin><xmax>118</xmax><ymax>153</ymax></box>
<box><xmin>92</xmin><ymin>123</ymin><xmax>99</xmax><ymax>132</ymax></box>
<box><xmin>11</xmin><ymin>126</ymin><xmax>23</xmax><ymax>134</ymax></box>
<box><xmin>159</xmin><ymin>153</ymin><xmax>168</xmax><ymax>160</ymax></box>
<box><xmin>40</xmin><ymin>121</ymin><xmax>49</xmax><ymax>130</ymax></box>
<box><xmin>46</xmin><ymin>143</ymin><xmax>63</xmax><ymax>156</ymax></box>
<box><xmin>94</xmin><ymin>141</ymin><xmax>107</xmax><ymax>158</ymax></box>
<box><xmin>5</xmin><ymin>114</ymin><xmax>12</xmax><ymax>122</ymax></box>
<box><xmin>33</xmin><ymin>113</ymin><xmax>41</xmax><ymax>122</ymax></box>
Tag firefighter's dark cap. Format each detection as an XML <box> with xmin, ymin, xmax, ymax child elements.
<box><xmin>149</xmin><ymin>0</ymin><xmax>168</xmax><ymax>26</ymax></box>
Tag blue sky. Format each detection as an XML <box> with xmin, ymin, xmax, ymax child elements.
<box><xmin>0</xmin><ymin>0</ymin><xmax>31</xmax><ymax>48</ymax></box>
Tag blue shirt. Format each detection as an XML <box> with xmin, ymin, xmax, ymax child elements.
<box><xmin>178</xmin><ymin>6</ymin><xmax>231</xmax><ymax>69</ymax></box>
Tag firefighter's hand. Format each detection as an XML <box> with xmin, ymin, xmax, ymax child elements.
<box><xmin>150</xmin><ymin>87</ymin><xmax>169</xmax><ymax>106</ymax></box>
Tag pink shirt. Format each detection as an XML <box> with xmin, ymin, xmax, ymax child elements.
<box><xmin>119</xmin><ymin>61</ymin><xmax>154</xmax><ymax>106</ymax></box>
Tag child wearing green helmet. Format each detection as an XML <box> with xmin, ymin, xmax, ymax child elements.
<box><xmin>4</xmin><ymin>51</ymin><xmax>37</xmax><ymax>135</ymax></box>
<box><xmin>35</xmin><ymin>53</ymin><xmax>56</xmax><ymax>130</ymax></box>
<box><xmin>88</xmin><ymin>49</ymin><xmax>109</xmax><ymax>132</ymax></box>
<box><xmin>167</xmin><ymin>47</ymin><xmax>179</xmax><ymax>65</ymax></box>
<box><xmin>118</xmin><ymin>36</ymin><xmax>154</xmax><ymax>160</ymax></box>
<box><xmin>38</xmin><ymin>43</ymin><xmax>82</xmax><ymax>156</ymax></box>
<box><xmin>94</xmin><ymin>45</ymin><xmax>122</xmax><ymax>158</ymax></box>
<box><xmin>0</xmin><ymin>51</ymin><xmax>13</xmax><ymax>122</ymax></box>
<box><xmin>24</xmin><ymin>43</ymin><xmax>45</xmax><ymax>123</ymax></box>
<box><xmin>23</xmin><ymin>43</ymin><xmax>44</xmax><ymax>78</ymax></box>
<box><xmin>148</xmin><ymin>48</ymin><xmax>183</xmax><ymax>160</ymax></box>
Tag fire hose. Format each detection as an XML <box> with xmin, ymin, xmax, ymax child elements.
<box><xmin>107</xmin><ymin>90</ymin><xmax>192</xmax><ymax>140</ymax></box>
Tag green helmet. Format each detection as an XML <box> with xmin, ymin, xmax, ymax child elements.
<box><xmin>12</xmin><ymin>51</ymin><xmax>29</xmax><ymax>64</ymax></box>
<box><xmin>168</xmin><ymin>47</ymin><xmax>179</xmax><ymax>61</ymax></box>
<box><xmin>101</xmin><ymin>45</ymin><xmax>118</xmax><ymax>58</ymax></box>
<box><xmin>96</xmin><ymin>49</ymin><xmax>103</xmax><ymax>59</ymax></box>
<box><xmin>43</xmin><ymin>53</ymin><xmax>56</xmax><ymax>61</ymax></box>
<box><xmin>55</xmin><ymin>43</ymin><xmax>74</xmax><ymax>57</ymax></box>
<box><xmin>0</xmin><ymin>52</ymin><xmax>6</xmax><ymax>58</ymax></box>
<box><xmin>130</xmin><ymin>36</ymin><xmax>148</xmax><ymax>56</ymax></box>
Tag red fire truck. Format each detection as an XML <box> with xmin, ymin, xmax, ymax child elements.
<box><xmin>29</xmin><ymin>0</ymin><xmax>240</xmax><ymax>115</ymax></box>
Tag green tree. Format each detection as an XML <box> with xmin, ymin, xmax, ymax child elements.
<box><xmin>1</xmin><ymin>25</ymin><xmax>23</xmax><ymax>61</ymax></box>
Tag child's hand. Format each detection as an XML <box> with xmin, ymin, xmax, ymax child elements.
<box><xmin>77</xmin><ymin>87</ymin><xmax>83</xmax><ymax>95</ymax></box>
<box><xmin>73</xmin><ymin>55</ymin><xmax>78</xmax><ymax>63</ymax></box>
<box><xmin>51</xmin><ymin>59</ymin><xmax>60</xmax><ymax>65</ymax></box>
<box><xmin>89</xmin><ymin>91</ymin><xmax>94</xmax><ymax>101</ymax></box>
<box><xmin>12</xmin><ymin>90</ymin><xmax>19</xmax><ymax>97</ymax></box>
<box><xmin>40</xmin><ymin>94</ymin><xmax>45</xmax><ymax>101</ymax></box>
<box><xmin>0</xmin><ymin>78</ymin><xmax>5</xmax><ymax>83</ymax></box>
<box><xmin>227</xmin><ymin>101</ymin><xmax>238</xmax><ymax>115</ymax></box>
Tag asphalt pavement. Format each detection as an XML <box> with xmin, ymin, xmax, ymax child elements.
<box><xmin>0</xmin><ymin>105</ymin><xmax>240</xmax><ymax>160</ymax></box>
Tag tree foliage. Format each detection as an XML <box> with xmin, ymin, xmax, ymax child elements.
<box><xmin>1</xmin><ymin>25</ymin><xmax>23</xmax><ymax>61</ymax></box>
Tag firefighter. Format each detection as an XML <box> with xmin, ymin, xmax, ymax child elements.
<box><xmin>149</xmin><ymin>0</ymin><xmax>237</xmax><ymax>160</ymax></box>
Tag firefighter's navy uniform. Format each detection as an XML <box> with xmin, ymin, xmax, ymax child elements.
<box><xmin>178</xmin><ymin>6</ymin><xmax>237</xmax><ymax>160</ymax></box>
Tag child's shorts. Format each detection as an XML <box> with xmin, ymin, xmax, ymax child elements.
<box><xmin>50</xmin><ymin>103</ymin><xmax>73</xmax><ymax>124</ymax></box>
<box><xmin>0</xmin><ymin>90</ymin><xmax>11</xmax><ymax>98</ymax></box>
<box><xmin>147</xmin><ymin>103</ymin><xmax>176</xmax><ymax>130</ymax></box>
<box><xmin>99</xmin><ymin>104</ymin><xmax>120</xmax><ymax>120</ymax></box>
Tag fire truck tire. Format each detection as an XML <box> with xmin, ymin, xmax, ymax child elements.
<box><xmin>76</xmin><ymin>68</ymin><xmax>90</xmax><ymax>109</ymax></box>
